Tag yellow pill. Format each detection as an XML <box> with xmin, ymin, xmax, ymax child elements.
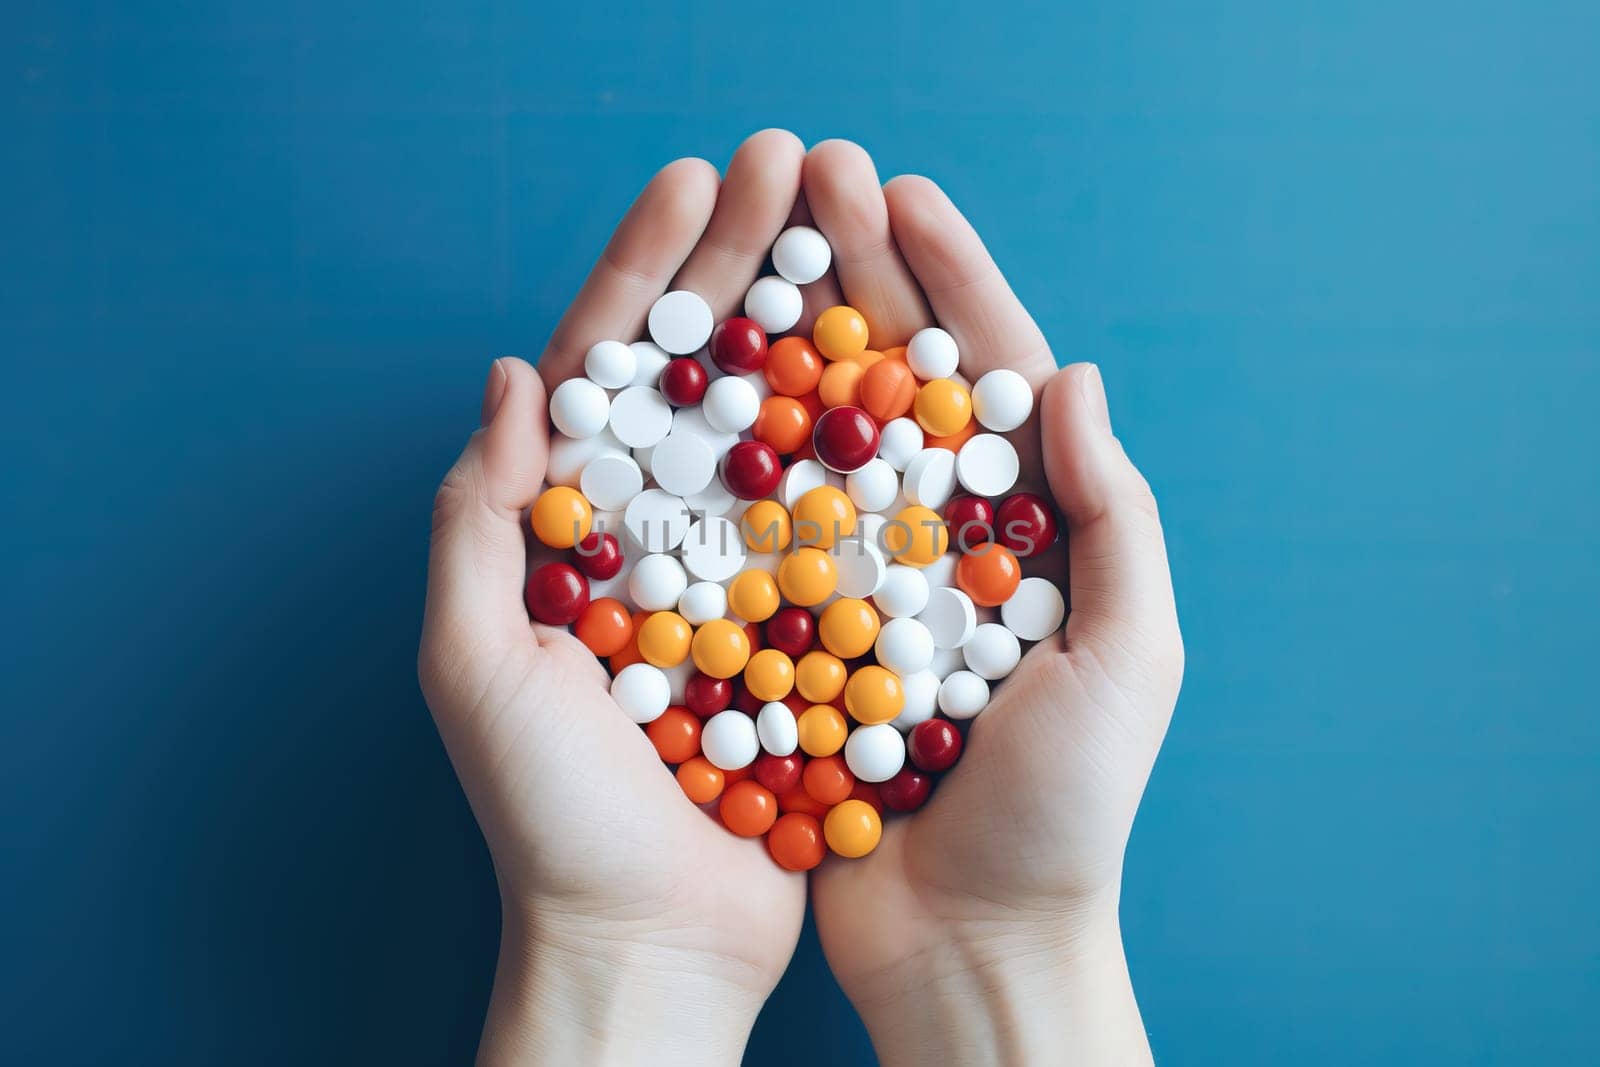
<box><xmin>844</xmin><ymin>665</ymin><xmax>905</xmax><ymax>725</ymax></box>
<box><xmin>529</xmin><ymin>486</ymin><xmax>592</xmax><ymax>549</ymax></box>
<box><xmin>791</xmin><ymin>486</ymin><xmax>856</xmax><ymax>551</ymax></box>
<box><xmin>913</xmin><ymin>378</ymin><xmax>973</xmax><ymax>438</ymax></box>
<box><xmin>883</xmin><ymin>505</ymin><xmax>949</xmax><ymax>568</ymax></box>
<box><xmin>638</xmin><ymin>611</ymin><xmax>692</xmax><ymax>669</ymax></box>
<box><xmin>744</xmin><ymin>648</ymin><xmax>796</xmax><ymax>702</ymax></box>
<box><xmin>824</xmin><ymin>798</ymin><xmax>883</xmax><ymax>858</ymax></box>
<box><xmin>797</xmin><ymin>704</ymin><xmax>848</xmax><ymax>757</ymax></box>
<box><xmin>795</xmin><ymin>650</ymin><xmax>847</xmax><ymax>703</ymax></box>
<box><xmin>727</xmin><ymin>570</ymin><xmax>781</xmax><ymax>623</ymax></box>
<box><xmin>818</xmin><ymin>597</ymin><xmax>881</xmax><ymax>659</ymax></box>
<box><xmin>691</xmin><ymin>618</ymin><xmax>751</xmax><ymax>679</ymax></box>
<box><xmin>813</xmin><ymin>305</ymin><xmax>870</xmax><ymax>362</ymax></box>
<box><xmin>741</xmin><ymin>500</ymin><xmax>792</xmax><ymax>553</ymax></box>
<box><xmin>777</xmin><ymin>547</ymin><xmax>838</xmax><ymax>607</ymax></box>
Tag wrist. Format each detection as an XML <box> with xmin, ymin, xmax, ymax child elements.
<box><xmin>479</xmin><ymin>899</ymin><xmax>767</xmax><ymax>1066</ymax></box>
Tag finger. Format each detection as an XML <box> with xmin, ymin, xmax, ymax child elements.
<box><xmin>672</xmin><ymin>128</ymin><xmax>806</xmax><ymax>321</ymax></box>
<box><xmin>1041</xmin><ymin>363</ymin><xmax>1183</xmax><ymax>695</ymax></box>
<box><xmin>883</xmin><ymin>175</ymin><xmax>1056</xmax><ymax>386</ymax></box>
<box><xmin>802</xmin><ymin>140</ymin><xmax>931</xmax><ymax>347</ymax></box>
<box><xmin>538</xmin><ymin>158</ymin><xmax>721</xmax><ymax>383</ymax></box>
<box><xmin>422</xmin><ymin>358</ymin><xmax>549</xmax><ymax>679</ymax></box>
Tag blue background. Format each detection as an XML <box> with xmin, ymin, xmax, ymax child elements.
<box><xmin>5</xmin><ymin>1</ymin><xmax>1597</xmax><ymax>1062</ymax></box>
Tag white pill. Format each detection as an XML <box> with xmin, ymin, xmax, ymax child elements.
<box><xmin>650</xmin><ymin>432</ymin><xmax>717</xmax><ymax>497</ymax></box>
<box><xmin>701</xmin><ymin>709</ymin><xmax>760</xmax><ymax>770</ymax></box>
<box><xmin>741</xmin><ymin>370</ymin><xmax>773</xmax><ymax>404</ymax></box>
<box><xmin>891</xmin><ymin>670</ymin><xmax>940</xmax><ymax>732</ymax></box>
<box><xmin>971</xmin><ymin>369</ymin><xmax>1034</xmax><ymax>432</ymax></box>
<box><xmin>919</xmin><ymin>551</ymin><xmax>959</xmax><ymax>594</ymax></box>
<box><xmin>906</xmin><ymin>327</ymin><xmax>959</xmax><ymax>380</ymax></box>
<box><xmin>744</xmin><ymin>275</ymin><xmax>803</xmax><ymax>334</ymax></box>
<box><xmin>628</xmin><ymin>553</ymin><xmax>689</xmax><ymax>611</ymax></box>
<box><xmin>756</xmin><ymin>701</ymin><xmax>799</xmax><ymax>757</ymax></box>
<box><xmin>549</xmin><ymin>378</ymin><xmax>610</xmax><ymax>439</ymax></box>
<box><xmin>702</xmin><ymin>376</ymin><xmax>760</xmax><ymax>434</ymax></box>
<box><xmin>629</xmin><ymin>341</ymin><xmax>671</xmax><ymax>387</ymax></box>
<box><xmin>843</xmin><ymin>723</ymin><xmax>906</xmax><ymax>783</ymax></box>
<box><xmin>664</xmin><ymin>657</ymin><xmax>697</xmax><ymax>704</ymax></box>
<box><xmin>937</xmin><ymin>670</ymin><xmax>990</xmax><ymax>720</ymax></box>
<box><xmin>956</xmin><ymin>434</ymin><xmax>1020</xmax><ymax>497</ymax></box>
<box><xmin>1002</xmin><ymin>577</ymin><xmax>1067</xmax><ymax>641</ymax></box>
<box><xmin>963</xmin><ymin>623</ymin><xmax>1022</xmax><ymax>680</ymax></box>
<box><xmin>608</xmin><ymin>386</ymin><xmax>674</xmax><ymax>448</ymax></box>
<box><xmin>611</xmin><ymin>663</ymin><xmax>670</xmax><ymax>724</ymax></box>
<box><xmin>855</xmin><ymin>512</ymin><xmax>888</xmax><ymax>551</ymax></box>
<box><xmin>902</xmin><ymin>449</ymin><xmax>958</xmax><ymax>511</ymax></box>
<box><xmin>546</xmin><ymin>428</ymin><xmax>625</xmax><ymax>488</ymax></box>
<box><xmin>919</xmin><ymin>587</ymin><xmax>977</xmax><ymax>649</ymax></box>
<box><xmin>633</xmin><ymin>444</ymin><xmax>654</xmax><ymax>477</ymax></box>
<box><xmin>681</xmin><ymin>516</ymin><xmax>747</xmax><ymax>583</ymax></box>
<box><xmin>671</xmin><ymin>405</ymin><xmax>740</xmax><ymax>461</ymax></box>
<box><xmin>580</xmin><ymin>452</ymin><xmax>644</xmax><ymax>511</ymax></box>
<box><xmin>770</xmin><ymin>226</ymin><xmax>832</xmax><ymax>285</ymax></box>
<box><xmin>684</xmin><ymin>475</ymin><xmax>738</xmax><ymax>518</ymax></box>
<box><xmin>875</xmin><ymin>617</ymin><xmax>935</xmax><ymax>676</ymax></box>
<box><xmin>779</xmin><ymin>459</ymin><xmax>830</xmax><ymax>510</ymax></box>
<box><xmin>744</xmin><ymin>551</ymin><xmax>782</xmax><ymax>578</ymax></box>
<box><xmin>928</xmin><ymin>645</ymin><xmax>966</xmax><ymax>680</ymax></box>
<box><xmin>873</xmin><ymin>564</ymin><xmax>930</xmax><ymax>619</ymax></box>
<box><xmin>829</xmin><ymin>537</ymin><xmax>887</xmax><ymax>599</ymax></box>
<box><xmin>584</xmin><ymin>340</ymin><xmax>637</xmax><ymax>389</ymax></box>
<box><xmin>878</xmin><ymin>418</ymin><xmax>925</xmax><ymax>471</ymax></box>
<box><xmin>845</xmin><ymin>459</ymin><xmax>899</xmax><ymax>513</ymax></box>
<box><xmin>678</xmin><ymin>580</ymin><xmax>727</xmax><ymax>625</ymax></box>
<box><xmin>623</xmin><ymin>489</ymin><xmax>692</xmax><ymax>553</ymax></box>
<box><xmin>648</xmin><ymin>290</ymin><xmax>714</xmax><ymax>355</ymax></box>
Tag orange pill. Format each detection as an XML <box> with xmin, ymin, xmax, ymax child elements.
<box><xmin>956</xmin><ymin>544</ymin><xmax>1022</xmax><ymax>607</ymax></box>
<box><xmin>723</xmin><ymin>764</ymin><xmax>754</xmax><ymax>786</ymax></box>
<box><xmin>813</xmin><ymin>305</ymin><xmax>870</xmax><ymax>361</ymax></box>
<box><xmin>818</xmin><ymin>360</ymin><xmax>865</xmax><ymax>409</ymax></box>
<box><xmin>853</xmin><ymin>349</ymin><xmax>885</xmax><ymax>371</ymax></box>
<box><xmin>574</xmin><ymin>597</ymin><xmax>633</xmax><ymax>657</ymax></box>
<box><xmin>677</xmin><ymin>756</ymin><xmax>725</xmax><ymax>804</ymax></box>
<box><xmin>766</xmin><ymin>812</ymin><xmax>826</xmax><ymax>871</ymax></box>
<box><xmin>720</xmin><ymin>779</ymin><xmax>779</xmax><ymax>837</ymax></box>
<box><xmin>753</xmin><ymin>395</ymin><xmax>813</xmax><ymax>454</ymax></box>
<box><xmin>779</xmin><ymin>786</ymin><xmax>830</xmax><ymax>818</ymax></box>
<box><xmin>859</xmin><ymin>359</ymin><xmax>918</xmax><ymax>422</ymax></box>
<box><xmin>765</xmin><ymin>336</ymin><xmax>825</xmax><ymax>396</ymax></box>
<box><xmin>797</xmin><ymin>703</ymin><xmax>848</xmax><ymax>757</ymax></box>
<box><xmin>803</xmin><ymin>754</ymin><xmax>856</xmax><ymax>805</ymax></box>
<box><xmin>646</xmin><ymin>707</ymin><xmax>702</xmax><ymax>764</ymax></box>
<box><xmin>926</xmin><ymin>418</ymin><xmax>979</xmax><ymax>453</ymax></box>
<box><xmin>607</xmin><ymin>610</ymin><xmax>652</xmax><ymax>672</ymax></box>
<box><xmin>741</xmin><ymin>499</ymin><xmax>792</xmax><ymax>553</ymax></box>
<box><xmin>881</xmin><ymin>345</ymin><xmax>908</xmax><ymax>363</ymax></box>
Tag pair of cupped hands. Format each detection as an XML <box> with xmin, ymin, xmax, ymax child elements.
<box><xmin>419</xmin><ymin>131</ymin><xmax>1183</xmax><ymax>1066</ymax></box>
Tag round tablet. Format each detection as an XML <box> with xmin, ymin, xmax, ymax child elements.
<box><xmin>672</xmin><ymin>405</ymin><xmax>740</xmax><ymax>460</ymax></box>
<box><xmin>963</xmin><ymin>623</ymin><xmax>1022</xmax><ymax>680</ymax></box>
<box><xmin>829</xmin><ymin>537</ymin><xmax>887</xmax><ymax>599</ymax></box>
<box><xmin>702</xmin><ymin>375</ymin><xmax>761</xmax><ymax>434</ymax></box>
<box><xmin>971</xmin><ymin>368</ymin><xmax>1034</xmax><ymax>432</ymax></box>
<box><xmin>1001</xmin><ymin>577</ymin><xmax>1066</xmax><ymax>641</ymax></box>
<box><xmin>919</xmin><ymin>551</ymin><xmax>959</xmax><ymax>593</ymax></box>
<box><xmin>584</xmin><ymin>340</ymin><xmax>637</xmax><ymax>389</ymax></box>
<box><xmin>628</xmin><ymin>553</ymin><xmax>689</xmax><ymax>611</ymax></box>
<box><xmin>919</xmin><ymin>587</ymin><xmax>977</xmax><ymax>649</ymax></box>
<box><xmin>681</xmin><ymin>516</ymin><xmax>747</xmax><ymax>583</ymax></box>
<box><xmin>623</xmin><ymin>489</ymin><xmax>693</xmax><ymax>553</ymax></box>
<box><xmin>937</xmin><ymin>670</ymin><xmax>990</xmax><ymax>720</ymax></box>
<box><xmin>628</xmin><ymin>341</ymin><xmax>671</xmax><ymax>387</ymax></box>
<box><xmin>779</xmin><ymin>459</ymin><xmax>830</xmax><ymax>511</ymax></box>
<box><xmin>648</xmin><ymin>290</ymin><xmax>715</xmax><ymax>355</ymax></box>
<box><xmin>927</xmin><ymin>645</ymin><xmax>966</xmax><ymax>680</ymax></box>
<box><xmin>611</xmin><ymin>662</ymin><xmax>670</xmax><ymax>724</ymax></box>
<box><xmin>756</xmin><ymin>701</ymin><xmax>799</xmax><ymax>757</ymax></box>
<box><xmin>580</xmin><ymin>452</ymin><xmax>644</xmax><ymax>512</ymax></box>
<box><xmin>875</xmin><ymin>617</ymin><xmax>935</xmax><ymax>677</ymax></box>
<box><xmin>845</xmin><ymin>459</ymin><xmax>899</xmax><ymax>514</ymax></box>
<box><xmin>878</xmin><ymin>418</ymin><xmax>924</xmax><ymax>471</ymax></box>
<box><xmin>546</xmin><ymin>428</ymin><xmax>625</xmax><ymax>488</ymax></box>
<box><xmin>678</xmin><ymin>580</ymin><xmax>727</xmax><ymax>625</ymax></box>
<box><xmin>873</xmin><ymin>564</ymin><xmax>930</xmax><ymax>619</ymax></box>
<box><xmin>549</xmin><ymin>378</ymin><xmax>610</xmax><ymax>439</ymax></box>
<box><xmin>744</xmin><ymin>275</ymin><xmax>803</xmax><ymax>333</ymax></box>
<box><xmin>843</xmin><ymin>723</ymin><xmax>906</xmax><ymax>783</ymax></box>
<box><xmin>771</xmin><ymin>226</ymin><xmax>832</xmax><ymax>285</ymax></box>
<box><xmin>650</xmin><ymin>432</ymin><xmax>717</xmax><ymax>497</ymax></box>
<box><xmin>902</xmin><ymin>449</ymin><xmax>958</xmax><ymax>511</ymax></box>
<box><xmin>684</xmin><ymin>475</ymin><xmax>737</xmax><ymax>518</ymax></box>
<box><xmin>701</xmin><ymin>709</ymin><xmax>760</xmax><ymax>771</ymax></box>
<box><xmin>890</xmin><ymin>670</ymin><xmax>940</xmax><ymax>732</ymax></box>
<box><xmin>608</xmin><ymin>386</ymin><xmax>674</xmax><ymax>448</ymax></box>
<box><xmin>956</xmin><ymin>434</ymin><xmax>1021</xmax><ymax>497</ymax></box>
<box><xmin>906</xmin><ymin>327</ymin><xmax>959</xmax><ymax>380</ymax></box>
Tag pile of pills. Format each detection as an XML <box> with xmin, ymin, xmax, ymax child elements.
<box><xmin>526</xmin><ymin>226</ymin><xmax>1066</xmax><ymax>871</ymax></box>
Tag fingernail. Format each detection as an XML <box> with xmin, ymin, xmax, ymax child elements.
<box><xmin>480</xmin><ymin>359</ymin><xmax>509</xmax><ymax>427</ymax></box>
<box><xmin>1080</xmin><ymin>364</ymin><xmax>1112</xmax><ymax>435</ymax></box>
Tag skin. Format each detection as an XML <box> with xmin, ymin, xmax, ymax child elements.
<box><xmin>419</xmin><ymin>130</ymin><xmax>1182</xmax><ymax>1065</ymax></box>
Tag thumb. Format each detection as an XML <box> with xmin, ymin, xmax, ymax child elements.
<box><xmin>1040</xmin><ymin>363</ymin><xmax>1183</xmax><ymax>699</ymax></box>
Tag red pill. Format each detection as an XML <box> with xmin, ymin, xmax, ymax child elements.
<box><xmin>908</xmin><ymin>719</ymin><xmax>963</xmax><ymax>773</ymax></box>
<box><xmin>720</xmin><ymin>440</ymin><xmax>783</xmax><ymax>500</ymax></box>
<box><xmin>710</xmin><ymin>317</ymin><xmax>769</xmax><ymax>375</ymax></box>
<box><xmin>812</xmin><ymin>405</ymin><xmax>881</xmax><ymax>474</ymax></box>
<box><xmin>765</xmin><ymin>607</ymin><xmax>815</xmax><ymax>658</ymax></box>
<box><xmin>574</xmin><ymin>530</ymin><xmax>623</xmax><ymax>581</ymax></box>
<box><xmin>659</xmin><ymin>357</ymin><xmax>709</xmax><ymax>407</ymax></box>
<box><xmin>779</xmin><ymin>786</ymin><xmax>829</xmax><ymax>817</ymax></box>
<box><xmin>524</xmin><ymin>562</ymin><xmax>589</xmax><ymax>625</ymax></box>
<box><xmin>848</xmin><ymin>779</ymin><xmax>885</xmax><ymax>815</ymax></box>
<box><xmin>766</xmin><ymin>812</ymin><xmax>825</xmax><ymax>871</ymax></box>
<box><xmin>753</xmin><ymin>751</ymin><xmax>804</xmax><ymax>795</ymax></box>
<box><xmin>996</xmin><ymin>492</ymin><xmax>1058</xmax><ymax>558</ymax></box>
<box><xmin>943</xmin><ymin>496</ymin><xmax>996</xmax><ymax>553</ymax></box>
<box><xmin>684</xmin><ymin>672</ymin><xmax>733</xmax><ymax>719</ymax></box>
<box><xmin>732</xmin><ymin>679</ymin><xmax>765</xmax><ymax>715</ymax></box>
<box><xmin>879</xmin><ymin>766</ymin><xmax>933</xmax><ymax>812</ymax></box>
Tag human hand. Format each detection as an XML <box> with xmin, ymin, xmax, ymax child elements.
<box><xmin>800</xmin><ymin>141</ymin><xmax>1184</xmax><ymax>1066</ymax></box>
<box><xmin>418</xmin><ymin>130</ymin><xmax>818</xmax><ymax>1066</ymax></box>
